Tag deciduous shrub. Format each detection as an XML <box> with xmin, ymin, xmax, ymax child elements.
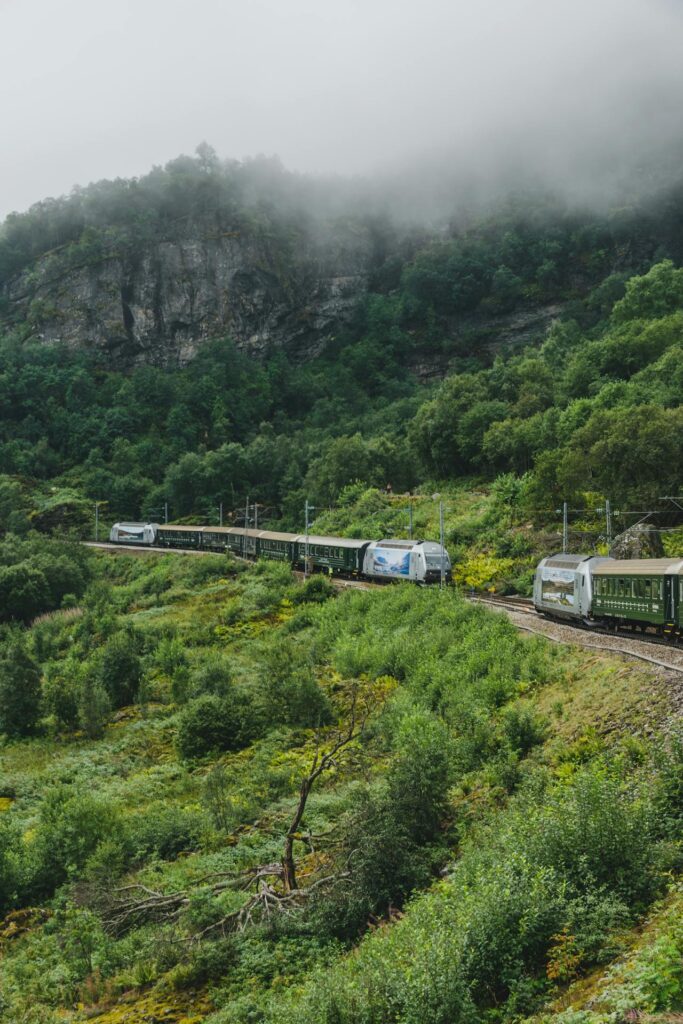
<box><xmin>176</xmin><ymin>692</ymin><xmax>258</xmax><ymax>760</ymax></box>
<box><xmin>94</xmin><ymin>628</ymin><xmax>143</xmax><ymax>708</ymax></box>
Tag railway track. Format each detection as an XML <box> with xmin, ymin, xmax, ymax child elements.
<box><xmin>84</xmin><ymin>541</ymin><xmax>205</xmax><ymax>556</ymax></box>
<box><xmin>85</xmin><ymin>543</ymin><xmax>683</xmax><ymax>673</ymax></box>
<box><xmin>474</xmin><ymin>596</ymin><xmax>683</xmax><ymax>675</ymax></box>
<box><xmin>468</xmin><ymin>593</ymin><xmax>535</xmax><ymax>614</ymax></box>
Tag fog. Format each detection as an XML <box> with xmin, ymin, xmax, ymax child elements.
<box><xmin>2</xmin><ymin>0</ymin><xmax>683</xmax><ymax>221</ymax></box>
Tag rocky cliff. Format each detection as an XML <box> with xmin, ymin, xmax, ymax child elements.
<box><xmin>2</xmin><ymin>215</ymin><xmax>377</xmax><ymax>366</ymax></box>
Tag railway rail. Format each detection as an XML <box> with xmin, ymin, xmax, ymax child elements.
<box><xmin>84</xmin><ymin>542</ymin><xmax>683</xmax><ymax>674</ymax></box>
<box><xmin>472</xmin><ymin>593</ymin><xmax>683</xmax><ymax>674</ymax></box>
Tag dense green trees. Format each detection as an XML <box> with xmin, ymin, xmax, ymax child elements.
<box><xmin>3</xmin><ymin>165</ymin><xmax>683</xmax><ymax>529</ymax></box>
<box><xmin>0</xmin><ymin>535</ymin><xmax>91</xmax><ymax>622</ymax></box>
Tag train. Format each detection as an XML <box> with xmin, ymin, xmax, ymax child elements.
<box><xmin>109</xmin><ymin>522</ymin><xmax>452</xmax><ymax>585</ymax></box>
<box><xmin>533</xmin><ymin>553</ymin><xmax>683</xmax><ymax>639</ymax></box>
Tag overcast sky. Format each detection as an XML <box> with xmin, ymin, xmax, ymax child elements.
<box><xmin>2</xmin><ymin>0</ymin><xmax>683</xmax><ymax>221</ymax></box>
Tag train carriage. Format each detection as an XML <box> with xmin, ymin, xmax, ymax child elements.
<box><xmin>201</xmin><ymin>526</ymin><xmax>234</xmax><ymax>552</ymax></box>
<box><xmin>217</xmin><ymin>526</ymin><xmax>258</xmax><ymax>558</ymax></box>
<box><xmin>293</xmin><ymin>535</ymin><xmax>370</xmax><ymax>574</ymax></box>
<box><xmin>256</xmin><ymin>530</ymin><xmax>297</xmax><ymax>562</ymax></box>
<box><xmin>591</xmin><ymin>558</ymin><xmax>683</xmax><ymax>633</ymax></box>
<box><xmin>156</xmin><ymin>524</ymin><xmax>204</xmax><ymax>549</ymax></box>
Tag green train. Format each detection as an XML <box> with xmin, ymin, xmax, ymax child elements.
<box><xmin>109</xmin><ymin>523</ymin><xmax>452</xmax><ymax>584</ymax></box>
<box><xmin>533</xmin><ymin>554</ymin><xmax>683</xmax><ymax>639</ymax></box>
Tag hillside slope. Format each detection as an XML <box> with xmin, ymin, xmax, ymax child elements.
<box><xmin>0</xmin><ymin>550</ymin><xmax>681</xmax><ymax>1023</ymax></box>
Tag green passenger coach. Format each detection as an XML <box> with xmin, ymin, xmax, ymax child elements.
<box><xmin>257</xmin><ymin>531</ymin><xmax>297</xmax><ymax>562</ymax></box>
<box><xmin>293</xmin><ymin>535</ymin><xmax>370</xmax><ymax>574</ymax></box>
<box><xmin>591</xmin><ymin>558</ymin><xmax>683</xmax><ymax>635</ymax></box>
<box><xmin>156</xmin><ymin>525</ymin><xmax>203</xmax><ymax>549</ymax></box>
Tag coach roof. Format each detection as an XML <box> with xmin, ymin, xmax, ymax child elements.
<box><xmin>592</xmin><ymin>558</ymin><xmax>683</xmax><ymax>575</ymax></box>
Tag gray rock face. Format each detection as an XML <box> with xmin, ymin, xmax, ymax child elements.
<box><xmin>3</xmin><ymin>217</ymin><xmax>375</xmax><ymax>366</ymax></box>
<box><xmin>609</xmin><ymin>523</ymin><xmax>665</xmax><ymax>559</ymax></box>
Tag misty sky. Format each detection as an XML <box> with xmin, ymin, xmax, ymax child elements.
<box><xmin>2</xmin><ymin>0</ymin><xmax>683</xmax><ymax>221</ymax></box>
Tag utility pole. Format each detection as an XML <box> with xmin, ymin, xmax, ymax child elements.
<box><xmin>408</xmin><ymin>504</ymin><xmax>413</xmax><ymax>540</ymax></box>
<box><xmin>244</xmin><ymin>495</ymin><xmax>250</xmax><ymax>558</ymax></box>
<box><xmin>605</xmin><ymin>499</ymin><xmax>612</xmax><ymax>550</ymax></box>
<box><xmin>164</xmin><ymin>502</ymin><xmax>168</xmax><ymax>525</ymax></box>
<box><xmin>562</xmin><ymin>501</ymin><xmax>568</xmax><ymax>554</ymax></box>
<box><xmin>439</xmin><ymin>500</ymin><xmax>445</xmax><ymax>590</ymax></box>
<box><xmin>95</xmin><ymin>502</ymin><xmax>100</xmax><ymax>542</ymax></box>
<box><xmin>304</xmin><ymin>499</ymin><xmax>315</xmax><ymax>579</ymax></box>
<box><xmin>219</xmin><ymin>501</ymin><xmax>223</xmax><ymax>527</ymax></box>
<box><xmin>253</xmin><ymin>503</ymin><xmax>259</xmax><ymax>532</ymax></box>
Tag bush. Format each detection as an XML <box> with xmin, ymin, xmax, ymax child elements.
<box><xmin>289</xmin><ymin>575</ymin><xmax>335</xmax><ymax>605</ymax></box>
<box><xmin>176</xmin><ymin>692</ymin><xmax>258</xmax><ymax>760</ymax></box>
<box><xmin>94</xmin><ymin>628</ymin><xmax>143</xmax><ymax>708</ymax></box>
<box><xmin>313</xmin><ymin>709</ymin><xmax>451</xmax><ymax>940</ymax></box>
<box><xmin>0</xmin><ymin>638</ymin><xmax>42</xmax><ymax>737</ymax></box>
<box><xmin>499</xmin><ymin>701</ymin><xmax>547</xmax><ymax>756</ymax></box>
<box><xmin>127</xmin><ymin>804</ymin><xmax>205</xmax><ymax>861</ymax></box>
<box><xmin>258</xmin><ymin>641</ymin><xmax>332</xmax><ymax>728</ymax></box>
<box><xmin>31</xmin><ymin>787</ymin><xmax>124</xmax><ymax>897</ymax></box>
<box><xmin>0</xmin><ymin>562</ymin><xmax>50</xmax><ymax>622</ymax></box>
<box><xmin>78</xmin><ymin>673</ymin><xmax>111</xmax><ymax>739</ymax></box>
<box><xmin>190</xmin><ymin>652</ymin><xmax>234</xmax><ymax>699</ymax></box>
<box><xmin>42</xmin><ymin>664</ymin><xmax>80</xmax><ymax>731</ymax></box>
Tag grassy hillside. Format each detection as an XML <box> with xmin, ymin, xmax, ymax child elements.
<box><xmin>0</xmin><ymin>549</ymin><xmax>681</xmax><ymax>1023</ymax></box>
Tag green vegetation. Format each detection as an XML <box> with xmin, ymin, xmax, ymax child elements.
<box><xmin>1</xmin><ymin>154</ymin><xmax>683</xmax><ymax>559</ymax></box>
<box><xmin>1</xmin><ymin>156</ymin><xmax>683</xmax><ymax>1021</ymax></box>
<box><xmin>0</xmin><ymin>548</ymin><xmax>680</xmax><ymax>1023</ymax></box>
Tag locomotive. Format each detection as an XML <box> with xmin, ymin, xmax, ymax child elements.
<box><xmin>109</xmin><ymin>522</ymin><xmax>452</xmax><ymax>584</ymax></box>
<box><xmin>534</xmin><ymin>553</ymin><xmax>683</xmax><ymax>639</ymax></box>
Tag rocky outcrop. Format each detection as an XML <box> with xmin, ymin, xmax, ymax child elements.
<box><xmin>609</xmin><ymin>523</ymin><xmax>665</xmax><ymax>559</ymax></box>
<box><xmin>3</xmin><ymin>216</ymin><xmax>376</xmax><ymax>366</ymax></box>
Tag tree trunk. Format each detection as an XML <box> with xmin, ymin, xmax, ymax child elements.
<box><xmin>282</xmin><ymin>777</ymin><xmax>311</xmax><ymax>891</ymax></box>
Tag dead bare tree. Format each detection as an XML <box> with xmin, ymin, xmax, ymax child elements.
<box><xmin>282</xmin><ymin>687</ymin><xmax>371</xmax><ymax>891</ymax></box>
<box><xmin>95</xmin><ymin>685</ymin><xmax>375</xmax><ymax>939</ymax></box>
